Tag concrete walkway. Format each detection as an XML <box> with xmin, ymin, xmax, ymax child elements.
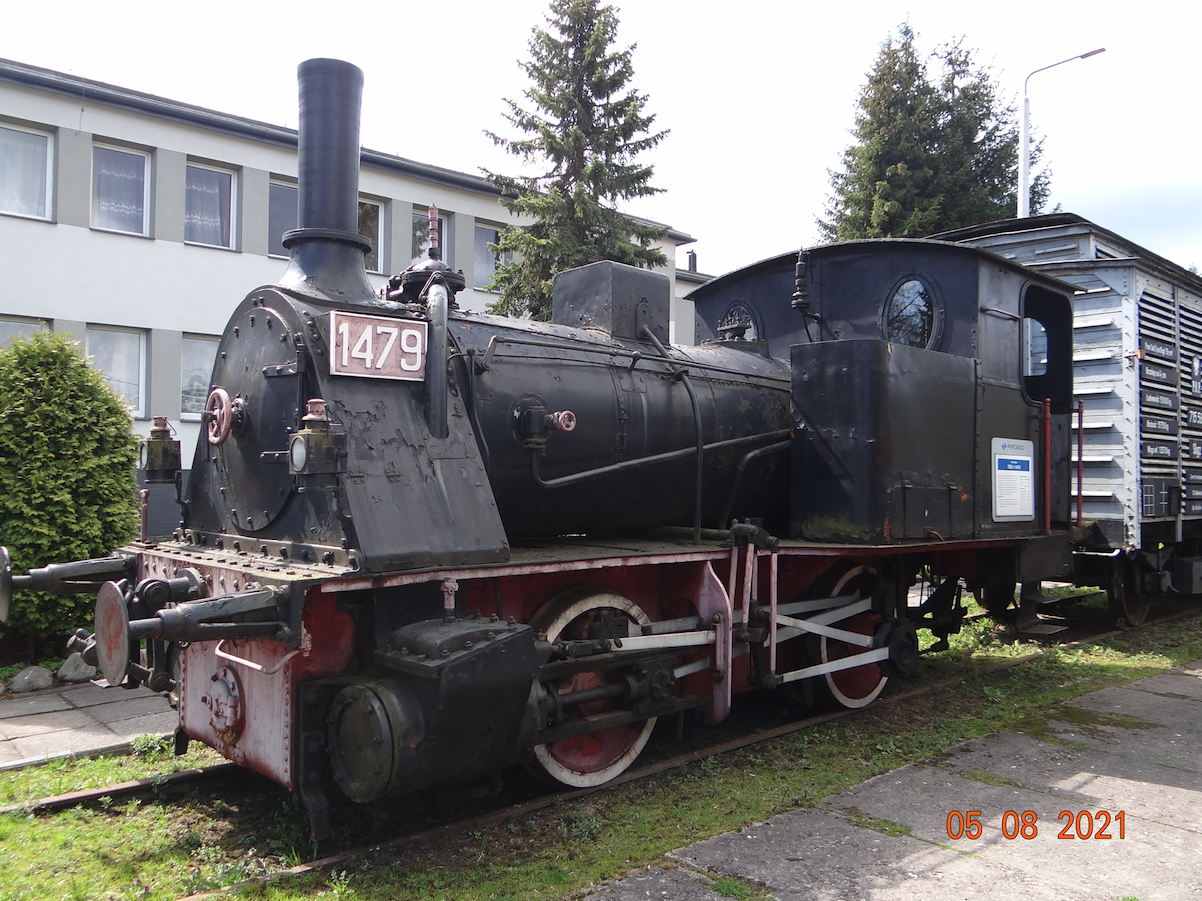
<box><xmin>586</xmin><ymin>661</ymin><xmax>1202</xmax><ymax>901</ymax></box>
<box><xmin>0</xmin><ymin>681</ymin><xmax>176</xmax><ymax>770</ymax></box>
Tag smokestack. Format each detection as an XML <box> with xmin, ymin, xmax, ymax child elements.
<box><xmin>279</xmin><ymin>58</ymin><xmax>379</xmax><ymax>305</ymax></box>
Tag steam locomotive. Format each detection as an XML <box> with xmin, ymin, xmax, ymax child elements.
<box><xmin>0</xmin><ymin>60</ymin><xmax>1079</xmax><ymax>837</ymax></box>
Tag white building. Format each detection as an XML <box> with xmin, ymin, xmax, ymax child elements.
<box><xmin>0</xmin><ymin>57</ymin><xmax>698</xmax><ymax>477</ymax></box>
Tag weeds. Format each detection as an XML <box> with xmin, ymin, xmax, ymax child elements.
<box><xmin>129</xmin><ymin>734</ymin><xmax>172</xmax><ymax>759</ymax></box>
<box><xmin>557</xmin><ymin>810</ymin><xmax>604</xmax><ymax>842</ymax></box>
<box><xmin>269</xmin><ymin>796</ymin><xmax>317</xmax><ymax>865</ymax></box>
<box><xmin>711</xmin><ymin>876</ymin><xmax>754</xmax><ymax>899</ymax></box>
<box><xmin>327</xmin><ymin>869</ymin><xmax>355</xmax><ymax>897</ymax></box>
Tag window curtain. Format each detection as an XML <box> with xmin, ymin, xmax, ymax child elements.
<box><xmin>93</xmin><ymin>147</ymin><xmax>145</xmax><ymax>233</ymax></box>
<box><xmin>86</xmin><ymin>328</ymin><xmax>142</xmax><ymax>415</ymax></box>
<box><xmin>358</xmin><ymin>202</ymin><xmax>379</xmax><ymax>272</ymax></box>
<box><xmin>180</xmin><ymin>337</ymin><xmax>219</xmax><ymax>415</ymax></box>
<box><xmin>185</xmin><ymin>166</ymin><xmax>231</xmax><ymax>246</ymax></box>
<box><xmin>0</xmin><ymin>127</ymin><xmax>48</xmax><ymax>217</ymax></box>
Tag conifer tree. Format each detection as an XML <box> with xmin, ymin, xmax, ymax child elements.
<box><xmin>820</xmin><ymin>24</ymin><xmax>1049</xmax><ymax>241</ymax></box>
<box><xmin>0</xmin><ymin>332</ymin><xmax>137</xmax><ymax>640</ymax></box>
<box><xmin>485</xmin><ymin>0</ymin><xmax>668</xmax><ymax>319</ymax></box>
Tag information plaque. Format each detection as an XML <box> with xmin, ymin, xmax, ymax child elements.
<box><xmin>992</xmin><ymin>437</ymin><xmax>1035</xmax><ymax>522</ymax></box>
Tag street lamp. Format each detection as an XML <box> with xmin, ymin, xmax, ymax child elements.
<box><xmin>1019</xmin><ymin>48</ymin><xmax>1106</xmax><ymax>218</ymax></box>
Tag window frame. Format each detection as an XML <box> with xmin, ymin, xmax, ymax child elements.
<box><xmin>267</xmin><ymin>178</ymin><xmax>298</xmax><ymax>258</ymax></box>
<box><xmin>0</xmin><ymin>121</ymin><xmax>53</xmax><ymax>221</ymax></box>
<box><xmin>473</xmin><ymin>223</ymin><xmax>512</xmax><ymax>291</ymax></box>
<box><xmin>85</xmin><ymin>324</ymin><xmax>147</xmax><ymax>419</ymax></box>
<box><xmin>412</xmin><ymin>208</ymin><xmax>447</xmax><ymax>267</ymax></box>
<box><xmin>91</xmin><ymin>142</ymin><xmax>151</xmax><ymax>236</ymax></box>
<box><xmin>180</xmin><ymin>334</ymin><xmax>220</xmax><ymax>421</ymax></box>
<box><xmin>1020</xmin><ymin>284</ymin><xmax>1074</xmax><ymax>413</ymax></box>
<box><xmin>879</xmin><ymin>273</ymin><xmax>944</xmax><ymax>351</ymax></box>
<box><xmin>0</xmin><ymin>315</ymin><xmax>47</xmax><ymax>345</ymax></box>
<box><xmin>184</xmin><ymin>160</ymin><xmax>237</xmax><ymax>249</ymax></box>
<box><xmin>359</xmin><ymin>198</ymin><xmax>384</xmax><ymax>274</ymax></box>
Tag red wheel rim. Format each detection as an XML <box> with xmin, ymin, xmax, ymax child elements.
<box><xmin>543</xmin><ymin>671</ymin><xmax>647</xmax><ymax>775</ymax></box>
<box><xmin>530</xmin><ymin>590</ymin><xmax>657</xmax><ymax>787</ymax></box>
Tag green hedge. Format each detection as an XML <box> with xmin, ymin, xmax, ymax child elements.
<box><xmin>0</xmin><ymin>332</ymin><xmax>138</xmax><ymax>638</ymax></box>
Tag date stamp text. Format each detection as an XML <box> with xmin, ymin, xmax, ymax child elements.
<box><xmin>946</xmin><ymin>810</ymin><xmax>1126</xmax><ymax>840</ymax></box>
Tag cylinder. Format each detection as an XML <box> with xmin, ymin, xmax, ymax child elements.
<box><xmin>296</xmin><ymin>59</ymin><xmax>364</xmax><ymax>235</ymax></box>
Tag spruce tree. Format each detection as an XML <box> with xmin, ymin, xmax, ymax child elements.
<box><xmin>820</xmin><ymin>24</ymin><xmax>1049</xmax><ymax>241</ymax></box>
<box><xmin>485</xmin><ymin>0</ymin><xmax>668</xmax><ymax>319</ymax></box>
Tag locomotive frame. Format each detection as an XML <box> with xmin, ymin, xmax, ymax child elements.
<box><xmin>0</xmin><ymin>59</ymin><xmax>1083</xmax><ymax>838</ymax></box>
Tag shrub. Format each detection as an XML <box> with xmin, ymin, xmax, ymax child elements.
<box><xmin>0</xmin><ymin>331</ymin><xmax>138</xmax><ymax>639</ymax></box>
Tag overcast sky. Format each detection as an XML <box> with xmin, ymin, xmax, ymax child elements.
<box><xmin>3</xmin><ymin>0</ymin><xmax>1198</xmax><ymax>277</ymax></box>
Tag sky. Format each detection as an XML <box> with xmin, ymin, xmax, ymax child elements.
<box><xmin>3</xmin><ymin>0</ymin><xmax>1199</xmax><ymax>277</ymax></box>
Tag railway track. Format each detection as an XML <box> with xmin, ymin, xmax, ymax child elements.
<box><xmin>6</xmin><ymin>599</ymin><xmax>1193</xmax><ymax>901</ymax></box>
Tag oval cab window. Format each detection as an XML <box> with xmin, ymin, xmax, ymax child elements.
<box><xmin>884</xmin><ymin>278</ymin><xmax>936</xmax><ymax>348</ymax></box>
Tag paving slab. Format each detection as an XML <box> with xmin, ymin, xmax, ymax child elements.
<box><xmin>0</xmin><ymin>681</ymin><xmax>177</xmax><ymax>768</ymax></box>
<box><xmin>59</xmin><ymin>681</ymin><xmax>161</xmax><ymax>709</ymax></box>
<box><xmin>828</xmin><ymin>764</ymin><xmax>1202</xmax><ymax>901</ymax></box>
<box><xmin>582</xmin><ymin>866</ymin><xmax>722</xmax><ymax>900</ymax></box>
<box><xmin>84</xmin><ymin>695</ymin><xmax>173</xmax><ymax>725</ymax></box>
<box><xmin>941</xmin><ymin>731</ymin><xmax>1202</xmax><ymax>833</ymax></box>
<box><xmin>671</xmin><ymin>808</ymin><xmax>1091</xmax><ymax>901</ymax></box>
<box><xmin>0</xmin><ymin>693</ymin><xmax>73</xmax><ymax>718</ymax></box>
<box><xmin>1129</xmin><ymin>671</ymin><xmax>1202</xmax><ymax>701</ymax></box>
<box><xmin>104</xmin><ymin>711</ymin><xmax>180</xmax><ymax>738</ymax></box>
<box><xmin>0</xmin><ymin>708</ymin><xmax>101</xmax><ymax>739</ymax></box>
<box><xmin>10</xmin><ymin>725</ymin><xmax>124</xmax><ymax>761</ymax></box>
<box><xmin>1041</xmin><ymin>690</ymin><xmax>1202</xmax><ymax>771</ymax></box>
<box><xmin>0</xmin><ymin>742</ymin><xmax>21</xmax><ymax>766</ymax></box>
<box><xmin>1067</xmin><ymin>684</ymin><xmax>1202</xmax><ymax>730</ymax></box>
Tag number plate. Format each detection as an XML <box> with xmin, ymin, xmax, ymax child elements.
<box><xmin>329</xmin><ymin>311</ymin><xmax>428</xmax><ymax>381</ymax></box>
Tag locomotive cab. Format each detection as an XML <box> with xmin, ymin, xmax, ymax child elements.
<box><xmin>692</xmin><ymin>240</ymin><xmax>1076</xmax><ymax>566</ymax></box>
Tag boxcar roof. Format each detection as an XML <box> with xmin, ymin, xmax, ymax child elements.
<box><xmin>687</xmin><ymin>238</ymin><xmax>1079</xmax><ymax>302</ymax></box>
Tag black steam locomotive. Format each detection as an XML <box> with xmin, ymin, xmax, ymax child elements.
<box><xmin>0</xmin><ymin>60</ymin><xmax>1078</xmax><ymax>837</ymax></box>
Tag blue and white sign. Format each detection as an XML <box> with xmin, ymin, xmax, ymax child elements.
<box><xmin>992</xmin><ymin>437</ymin><xmax>1035</xmax><ymax>522</ymax></box>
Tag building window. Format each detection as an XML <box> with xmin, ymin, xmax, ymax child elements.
<box><xmin>269</xmin><ymin>183</ymin><xmax>379</xmax><ymax>271</ymax></box>
<box><xmin>268</xmin><ymin>181</ymin><xmax>298</xmax><ymax>257</ymax></box>
<box><xmin>412</xmin><ymin>209</ymin><xmax>446</xmax><ymax>266</ymax></box>
<box><xmin>359</xmin><ymin>200</ymin><xmax>382</xmax><ymax>273</ymax></box>
<box><xmin>185</xmin><ymin>163</ymin><xmax>235</xmax><ymax>248</ymax></box>
<box><xmin>92</xmin><ymin>145</ymin><xmax>149</xmax><ymax>235</ymax></box>
<box><xmin>181</xmin><ymin>335</ymin><xmax>219</xmax><ymax>419</ymax></box>
<box><xmin>0</xmin><ymin>316</ymin><xmax>46</xmax><ymax>345</ymax></box>
<box><xmin>0</xmin><ymin>124</ymin><xmax>52</xmax><ymax>219</ymax></box>
<box><xmin>86</xmin><ymin>325</ymin><xmax>146</xmax><ymax>418</ymax></box>
<box><xmin>474</xmin><ymin>225</ymin><xmax>512</xmax><ymax>290</ymax></box>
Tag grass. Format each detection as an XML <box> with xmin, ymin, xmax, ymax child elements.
<box><xmin>843</xmin><ymin>807</ymin><xmax>912</xmax><ymax>837</ymax></box>
<box><xmin>0</xmin><ymin>609</ymin><xmax>1197</xmax><ymax>901</ymax></box>
<box><xmin>711</xmin><ymin>875</ymin><xmax>768</xmax><ymax>899</ymax></box>
<box><xmin>0</xmin><ymin>740</ymin><xmax>225</xmax><ymax>809</ymax></box>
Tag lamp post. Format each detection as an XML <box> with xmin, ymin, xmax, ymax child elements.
<box><xmin>1019</xmin><ymin>48</ymin><xmax>1106</xmax><ymax>218</ymax></box>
